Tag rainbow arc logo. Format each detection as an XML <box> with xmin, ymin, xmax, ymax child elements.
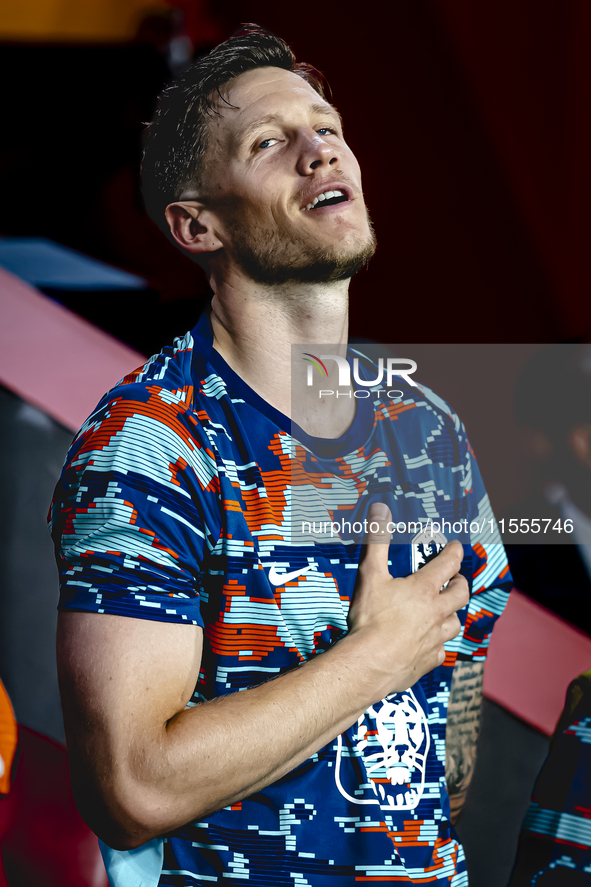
<box><xmin>302</xmin><ymin>353</ymin><xmax>328</xmax><ymax>378</ymax></box>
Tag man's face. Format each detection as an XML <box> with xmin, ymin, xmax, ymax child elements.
<box><xmin>197</xmin><ymin>66</ymin><xmax>376</xmax><ymax>285</ymax></box>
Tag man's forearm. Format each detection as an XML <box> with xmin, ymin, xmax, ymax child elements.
<box><xmin>445</xmin><ymin>659</ymin><xmax>484</xmax><ymax>823</ymax></box>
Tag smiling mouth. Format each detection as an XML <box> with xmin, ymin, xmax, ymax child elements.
<box><xmin>302</xmin><ymin>189</ymin><xmax>349</xmax><ymax>211</ymax></box>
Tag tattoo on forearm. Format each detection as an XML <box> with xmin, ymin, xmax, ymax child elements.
<box><xmin>445</xmin><ymin>659</ymin><xmax>484</xmax><ymax>823</ymax></box>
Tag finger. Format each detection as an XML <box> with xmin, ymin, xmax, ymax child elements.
<box><xmin>412</xmin><ymin>540</ymin><xmax>464</xmax><ymax>591</ymax></box>
<box><xmin>441</xmin><ymin>612</ymin><xmax>462</xmax><ymax>643</ymax></box>
<box><xmin>360</xmin><ymin>503</ymin><xmax>392</xmax><ymax>571</ymax></box>
<box><xmin>440</xmin><ymin>574</ymin><xmax>470</xmax><ymax>613</ymax></box>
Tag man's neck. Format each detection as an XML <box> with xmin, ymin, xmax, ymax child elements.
<box><xmin>209</xmin><ymin>274</ymin><xmax>355</xmax><ymax>438</ymax></box>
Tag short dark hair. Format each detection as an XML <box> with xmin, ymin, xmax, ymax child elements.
<box><xmin>141</xmin><ymin>25</ymin><xmax>326</xmax><ymax>235</ymax></box>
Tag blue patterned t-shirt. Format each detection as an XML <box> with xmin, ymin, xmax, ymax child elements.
<box><xmin>50</xmin><ymin>310</ymin><xmax>512</xmax><ymax>885</ymax></box>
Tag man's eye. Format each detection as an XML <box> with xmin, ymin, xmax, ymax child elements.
<box><xmin>317</xmin><ymin>127</ymin><xmax>336</xmax><ymax>136</ymax></box>
<box><xmin>258</xmin><ymin>137</ymin><xmax>279</xmax><ymax>149</ymax></box>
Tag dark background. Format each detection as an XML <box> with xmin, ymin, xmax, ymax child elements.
<box><xmin>2</xmin><ymin>0</ymin><xmax>590</xmax><ymax>353</ymax></box>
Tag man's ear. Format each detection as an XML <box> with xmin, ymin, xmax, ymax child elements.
<box><xmin>164</xmin><ymin>202</ymin><xmax>223</xmax><ymax>257</ymax></box>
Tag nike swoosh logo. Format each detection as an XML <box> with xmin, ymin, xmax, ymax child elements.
<box><xmin>268</xmin><ymin>563</ymin><xmax>313</xmax><ymax>586</ymax></box>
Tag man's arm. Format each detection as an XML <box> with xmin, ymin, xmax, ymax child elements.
<box><xmin>445</xmin><ymin>658</ymin><xmax>485</xmax><ymax>824</ymax></box>
<box><xmin>57</xmin><ymin>515</ymin><xmax>468</xmax><ymax>851</ymax></box>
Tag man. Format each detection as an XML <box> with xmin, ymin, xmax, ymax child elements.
<box><xmin>51</xmin><ymin>27</ymin><xmax>511</xmax><ymax>885</ymax></box>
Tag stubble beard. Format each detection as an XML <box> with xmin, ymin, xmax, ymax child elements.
<box><xmin>227</xmin><ymin>207</ymin><xmax>377</xmax><ymax>286</ymax></box>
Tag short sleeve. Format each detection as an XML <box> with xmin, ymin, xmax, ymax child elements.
<box><xmin>455</xmin><ymin>428</ymin><xmax>513</xmax><ymax>662</ymax></box>
<box><xmin>49</xmin><ymin>384</ymin><xmax>221</xmax><ymax>626</ymax></box>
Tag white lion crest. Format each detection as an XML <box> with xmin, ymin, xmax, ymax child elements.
<box><xmin>335</xmin><ymin>688</ymin><xmax>430</xmax><ymax>810</ymax></box>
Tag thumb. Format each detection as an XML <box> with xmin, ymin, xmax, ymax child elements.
<box><xmin>361</xmin><ymin>502</ymin><xmax>393</xmax><ymax>568</ymax></box>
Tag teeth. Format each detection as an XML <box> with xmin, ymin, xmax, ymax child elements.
<box><xmin>302</xmin><ymin>189</ymin><xmax>346</xmax><ymax>210</ymax></box>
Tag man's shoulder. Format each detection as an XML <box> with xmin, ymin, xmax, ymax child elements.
<box><xmin>49</xmin><ymin>329</ymin><xmax>223</xmax><ymax>540</ymax></box>
<box><xmin>99</xmin><ymin>329</ymin><xmax>196</xmax><ymax>407</ymax></box>
<box><xmin>373</xmin><ymin>376</ymin><xmax>467</xmax><ymax>453</ymax></box>
<box><xmin>70</xmin><ymin>330</ymin><xmax>203</xmax><ymax>442</ymax></box>
<box><xmin>56</xmin><ymin>330</ymin><xmax>216</xmax><ymax>491</ymax></box>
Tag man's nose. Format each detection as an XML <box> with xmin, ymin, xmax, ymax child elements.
<box><xmin>296</xmin><ymin>131</ymin><xmax>338</xmax><ymax>175</ymax></box>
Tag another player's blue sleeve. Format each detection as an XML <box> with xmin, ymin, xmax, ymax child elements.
<box><xmin>49</xmin><ymin>384</ymin><xmax>222</xmax><ymax>626</ymax></box>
